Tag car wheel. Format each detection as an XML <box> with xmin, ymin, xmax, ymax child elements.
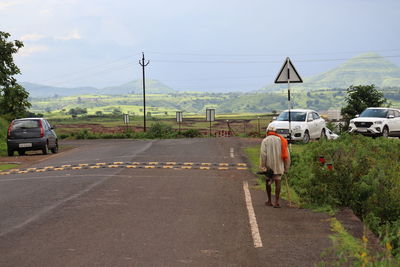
<box><xmin>8</xmin><ymin>149</ymin><xmax>14</xmax><ymax>157</ymax></box>
<box><xmin>303</xmin><ymin>131</ymin><xmax>310</xmax><ymax>144</ymax></box>
<box><xmin>382</xmin><ymin>127</ymin><xmax>389</xmax><ymax>138</ymax></box>
<box><xmin>18</xmin><ymin>150</ymin><xmax>25</xmax><ymax>156</ymax></box>
<box><xmin>42</xmin><ymin>143</ymin><xmax>49</xmax><ymax>155</ymax></box>
<box><xmin>51</xmin><ymin>141</ymin><xmax>59</xmax><ymax>154</ymax></box>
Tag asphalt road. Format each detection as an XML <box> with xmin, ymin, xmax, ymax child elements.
<box><xmin>0</xmin><ymin>138</ymin><xmax>333</xmax><ymax>267</ymax></box>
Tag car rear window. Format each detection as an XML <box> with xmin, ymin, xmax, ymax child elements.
<box><xmin>12</xmin><ymin>120</ymin><xmax>40</xmax><ymax>130</ymax></box>
<box><xmin>277</xmin><ymin>111</ymin><xmax>307</xmax><ymax>122</ymax></box>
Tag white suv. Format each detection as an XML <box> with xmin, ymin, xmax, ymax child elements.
<box><xmin>349</xmin><ymin>107</ymin><xmax>400</xmax><ymax>138</ymax></box>
<box><xmin>267</xmin><ymin>109</ymin><xmax>326</xmax><ymax>143</ymax></box>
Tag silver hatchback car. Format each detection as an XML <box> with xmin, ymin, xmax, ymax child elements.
<box><xmin>7</xmin><ymin>118</ymin><xmax>58</xmax><ymax>156</ymax></box>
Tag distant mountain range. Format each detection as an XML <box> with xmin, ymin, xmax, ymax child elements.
<box><xmin>23</xmin><ymin>52</ymin><xmax>400</xmax><ymax>98</ymax></box>
<box><xmin>22</xmin><ymin>79</ymin><xmax>176</xmax><ymax>98</ymax></box>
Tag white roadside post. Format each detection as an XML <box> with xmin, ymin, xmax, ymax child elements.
<box><xmin>123</xmin><ymin>113</ymin><xmax>130</xmax><ymax>131</ymax></box>
<box><xmin>206</xmin><ymin>109</ymin><xmax>215</xmax><ymax>137</ymax></box>
<box><xmin>274</xmin><ymin>57</ymin><xmax>303</xmax><ymax>144</ymax></box>
<box><xmin>176</xmin><ymin>111</ymin><xmax>183</xmax><ymax>133</ymax></box>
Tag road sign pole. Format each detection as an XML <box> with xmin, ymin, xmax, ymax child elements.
<box><xmin>274</xmin><ymin>57</ymin><xmax>302</xmax><ymax>146</ymax></box>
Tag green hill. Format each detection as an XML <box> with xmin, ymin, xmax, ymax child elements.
<box><xmin>305</xmin><ymin>53</ymin><xmax>400</xmax><ymax>89</ymax></box>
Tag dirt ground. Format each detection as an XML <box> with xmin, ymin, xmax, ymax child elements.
<box><xmin>54</xmin><ymin>118</ymin><xmax>262</xmax><ymax>136</ymax></box>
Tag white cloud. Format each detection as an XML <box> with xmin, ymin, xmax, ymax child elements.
<box><xmin>0</xmin><ymin>0</ymin><xmax>19</xmax><ymax>9</ymax></box>
<box><xmin>55</xmin><ymin>29</ymin><xmax>81</xmax><ymax>40</ymax></box>
<box><xmin>40</xmin><ymin>8</ymin><xmax>53</xmax><ymax>15</ymax></box>
<box><xmin>18</xmin><ymin>45</ymin><xmax>48</xmax><ymax>57</ymax></box>
<box><xmin>20</xmin><ymin>33</ymin><xmax>45</xmax><ymax>41</ymax></box>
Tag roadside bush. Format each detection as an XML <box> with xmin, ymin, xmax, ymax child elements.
<box><xmin>181</xmin><ymin>129</ymin><xmax>202</xmax><ymax>138</ymax></box>
<box><xmin>59</xmin><ymin>134</ymin><xmax>70</xmax><ymax>139</ymax></box>
<box><xmin>288</xmin><ymin>134</ymin><xmax>400</xmax><ymax>256</ymax></box>
<box><xmin>0</xmin><ymin>117</ymin><xmax>9</xmax><ymax>155</ymax></box>
<box><xmin>146</xmin><ymin>122</ymin><xmax>177</xmax><ymax>139</ymax></box>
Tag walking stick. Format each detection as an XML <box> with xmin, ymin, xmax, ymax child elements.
<box><xmin>284</xmin><ymin>174</ymin><xmax>292</xmax><ymax>207</ymax></box>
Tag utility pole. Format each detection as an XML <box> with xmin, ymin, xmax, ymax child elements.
<box><xmin>139</xmin><ymin>52</ymin><xmax>150</xmax><ymax>132</ymax></box>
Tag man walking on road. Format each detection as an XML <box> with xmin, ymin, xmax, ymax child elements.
<box><xmin>259</xmin><ymin>125</ymin><xmax>291</xmax><ymax>208</ymax></box>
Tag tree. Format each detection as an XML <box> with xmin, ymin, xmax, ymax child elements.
<box><xmin>0</xmin><ymin>31</ymin><xmax>31</xmax><ymax>118</ymax></box>
<box><xmin>341</xmin><ymin>85</ymin><xmax>387</xmax><ymax>125</ymax></box>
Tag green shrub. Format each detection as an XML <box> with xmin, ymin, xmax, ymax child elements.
<box><xmin>146</xmin><ymin>122</ymin><xmax>177</xmax><ymax>139</ymax></box>
<box><xmin>181</xmin><ymin>129</ymin><xmax>202</xmax><ymax>138</ymax></box>
<box><xmin>0</xmin><ymin>117</ymin><xmax>9</xmax><ymax>155</ymax></box>
<box><xmin>288</xmin><ymin>134</ymin><xmax>400</xmax><ymax>257</ymax></box>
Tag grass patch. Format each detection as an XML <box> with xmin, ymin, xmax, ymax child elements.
<box><xmin>0</xmin><ymin>164</ymin><xmax>18</xmax><ymax>171</ymax></box>
<box><xmin>321</xmin><ymin>218</ymin><xmax>399</xmax><ymax>266</ymax></box>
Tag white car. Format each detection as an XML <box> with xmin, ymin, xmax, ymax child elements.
<box><xmin>268</xmin><ymin>109</ymin><xmax>327</xmax><ymax>143</ymax></box>
<box><xmin>349</xmin><ymin>107</ymin><xmax>400</xmax><ymax>138</ymax></box>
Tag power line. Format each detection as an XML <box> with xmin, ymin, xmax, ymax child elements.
<box><xmin>151</xmin><ymin>54</ymin><xmax>400</xmax><ymax>64</ymax></box>
<box><xmin>146</xmin><ymin>48</ymin><xmax>400</xmax><ymax>57</ymax></box>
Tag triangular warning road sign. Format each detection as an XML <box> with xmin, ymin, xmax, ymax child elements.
<box><xmin>274</xmin><ymin>57</ymin><xmax>303</xmax><ymax>83</ymax></box>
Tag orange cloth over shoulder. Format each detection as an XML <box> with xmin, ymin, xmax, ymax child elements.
<box><xmin>267</xmin><ymin>131</ymin><xmax>289</xmax><ymax>161</ymax></box>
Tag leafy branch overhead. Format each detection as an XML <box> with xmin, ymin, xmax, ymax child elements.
<box><xmin>0</xmin><ymin>31</ymin><xmax>31</xmax><ymax>118</ymax></box>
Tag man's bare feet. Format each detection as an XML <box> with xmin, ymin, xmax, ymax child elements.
<box><xmin>273</xmin><ymin>203</ymin><xmax>281</xmax><ymax>208</ymax></box>
<box><xmin>265</xmin><ymin>201</ymin><xmax>273</xmax><ymax>206</ymax></box>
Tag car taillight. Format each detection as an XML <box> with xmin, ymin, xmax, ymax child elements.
<box><xmin>7</xmin><ymin>121</ymin><xmax>14</xmax><ymax>137</ymax></box>
<box><xmin>39</xmin><ymin>120</ymin><xmax>44</xmax><ymax>137</ymax></box>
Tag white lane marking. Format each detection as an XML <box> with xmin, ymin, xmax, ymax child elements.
<box><xmin>243</xmin><ymin>181</ymin><xmax>263</xmax><ymax>248</ymax></box>
<box><xmin>230</xmin><ymin>147</ymin><xmax>234</xmax><ymax>158</ymax></box>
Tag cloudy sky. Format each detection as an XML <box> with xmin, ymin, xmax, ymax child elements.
<box><xmin>1</xmin><ymin>0</ymin><xmax>400</xmax><ymax>92</ymax></box>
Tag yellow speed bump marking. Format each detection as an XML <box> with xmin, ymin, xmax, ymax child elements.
<box><xmin>72</xmin><ymin>166</ymin><xmax>82</xmax><ymax>170</ymax></box>
<box><xmin>126</xmin><ymin>165</ymin><xmax>137</xmax><ymax>168</ymax></box>
<box><xmin>200</xmin><ymin>167</ymin><xmax>210</xmax><ymax>170</ymax></box>
<box><xmin>90</xmin><ymin>166</ymin><xmax>100</xmax><ymax>169</ymax></box>
<box><xmin>9</xmin><ymin>169</ymin><xmax>20</xmax><ymax>172</ymax></box>
<box><xmin>79</xmin><ymin>164</ymin><xmax>88</xmax><ymax>167</ymax></box>
<box><xmin>237</xmin><ymin>163</ymin><xmax>247</xmax><ymax>167</ymax></box>
<box><xmin>54</xmin><ymin>167</ymin><xmax>64</xmax><ymax>171</ymax></box>
<box><xmin>201</xmin><ymin>163</ymin><xmax>212</xmax><ymax>166</ymax></box>
<box><xmin>0</xmin><ymin>172</ymin><xmax>10</xmax><ymax>175</ymax></box>
<box><xmin>218</xmin><ymin>167</ymin><xmax>229</xmax><ymax>170</ymax></box>
<box><xmin>163</xmin><ymin>166</ymin><xmax>174</xmax><ymax>169</ymax></box>
<box><xmin>181</xmin><ymin>166</ymin><xmax>192</xmax><ymax>169</ymax></box>
<box><xmin>183</xmin><ymin>162</ymin><xmax>193</xmax><ymax>166</ymax></box>
<box><xmin>148</xmin><ymin>162</ymin><xmax>158</xmax><ymax>165</ymax></box>
<box><xmin>219</xmin><ymin>163</ymin><xmax>229</xmax><ymax>166</ymax></box>
<box><xmin>113</xmin><ymin>162</ymin><xmax>124</xmax><ymax>165</ymax></box>
<box><xmin>130</xmin><ymin>162</ymin><xmax>141</xmax><ymax>165</ymax></box>
<box><xmin>18</xmin><ymin>171</ymin><xmax>28</xmax><ymax>174</ymax></box>
<box><xmin>96</xmin><ymin>163</ymin><xmax>106</xmax><ymax>166</ymax></box>
<box><xmin>36</xmin><ymin>169</ymin><xmax>46</xmax><ymax>172</ymax></box>
<box><xmin>108</xmin><ymin>165</ymin><xmax>119</xmax><ymax>168</ymax></box>
<box><xmin>27</xmin><ymin>168</ymin><xmax>37</xmax><ymax>171</ymax></box>
<box><xmin>145</xmin><ymin>166</ymin><xmax>155</xmax><ymax>169</ymax></box>
<box><xmin>166</xmin><ymin>162</ymin><xmax>176</xmax><ymax>165</ymax></box>
<box><xmin>62</xmin><ymin>165</ymin><xmax>71</xmax><ymax>168</ymax></box>
<box><xmin>237</xmin><ymin>167</ymin><xmax>248</xmax><ymax>170</ymax></box>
